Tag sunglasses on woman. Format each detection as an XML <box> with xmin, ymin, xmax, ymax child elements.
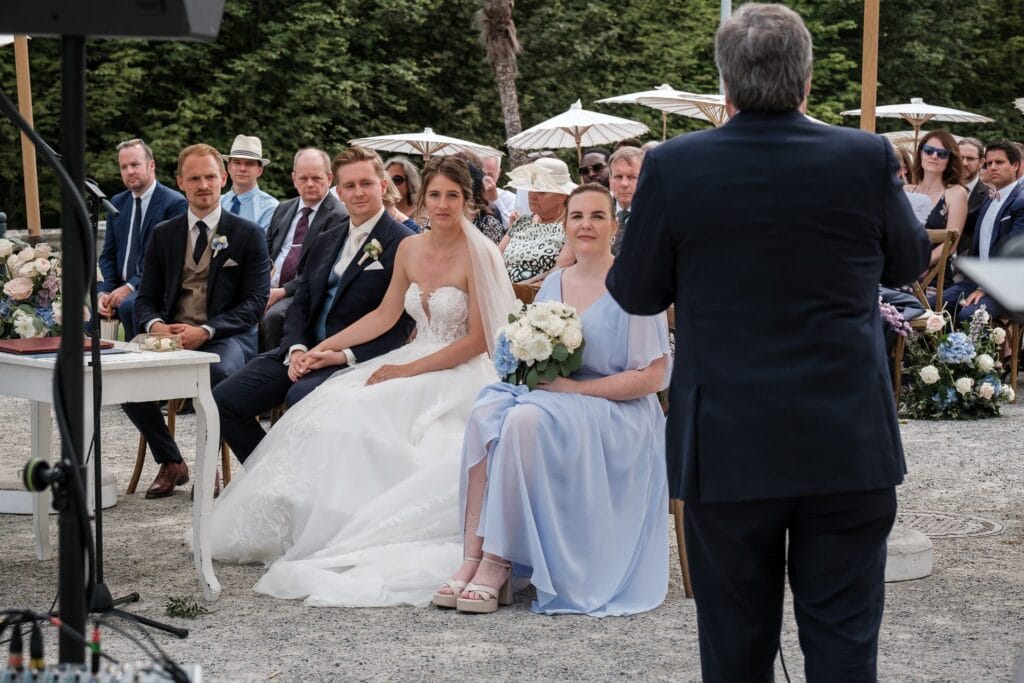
<box><xmin>391</xmin><ymin>175</ymin><xmax>406</xmax><ymax>185</ymax></box>
<box><xmin>921</xmin><ymin>144</ymin><xmax>951</xmax><ymax>160</ymax></box>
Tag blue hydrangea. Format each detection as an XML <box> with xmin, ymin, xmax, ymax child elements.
<box><xmin>931</xmin><ymin>387</ymin><xmax>957</xmax><ymax>409</ymax></box>
<box><xmin>0</xmin><ymin>300</ymin><xmax>10</xmax><ymax>317</ymax></box>
<box><xmin>37</xmin><ymin>307</ymin><xmax>55</xmax><ymax>328</ymax></box>
<box><xmin>936</xmin><ymin>332</ymin><xmax>976</xmax><ymax>364</ymax></box>
<box><xmin>493</xmin><ymin>331</ymin><xmax>519</xmax><ymax>377</ymax></box>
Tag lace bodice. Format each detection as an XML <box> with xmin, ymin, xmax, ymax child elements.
<box><xmin>404</xmin><ymin>283</ymin><xmax>469</xmax><ymax>345</ymax></box>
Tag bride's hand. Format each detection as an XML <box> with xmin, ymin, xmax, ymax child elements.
<box><xmin>305</xmin><ymin>349</ymin><xmax>348</xmax><ymax>371</ymax></box>
<box><xmin>537</xmin><ymin>376</ymin><xmax>576</xmax><ymax>393</ymax></box>
<box><xmin>366</xmin><ymin>363</ymin><xmax>414</xmax><ymax>385</ymax></box>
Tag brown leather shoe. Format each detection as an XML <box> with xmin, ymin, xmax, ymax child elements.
<box><xmin>190</xmin><ymin>469</ymin><xmax>222</xmax><ymax>501</ymax></box>
<box><xmin>145</xmin><ymin>460</ymin><xmax>190</xmax><ymax>499</ymax></box>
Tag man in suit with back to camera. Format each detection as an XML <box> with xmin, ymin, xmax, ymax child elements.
<box><xmin>97</xmin><ymin>138</ymin><xmax>187</xmax><ymax>338</ymax></box>
<box><xmin>220</xmin><ymin>134</ymin><xmax>279</xmax><ymax>230</ymax></box>
<box><xmin>607</xmin><ymin>4</ymin><xmax>929</xmax><ymax>681</ymax></box>
<box><xmin>214</xmin><ymin>146</ymin><xmax>415</xmax><ymax>464</ymax></box>
<box><xmin>941</xmin><ymin>139</ymin><xmax>1024</xmax><ymax>322</ymax></box>
<box><xmin>125</xmin><ymin>143</ymin><xmax>270</xmax><ymax>498</ymax></box>
<box><xmin>261</xmin><ymin>147</ymin><xmax>349</xmax><ymax>350</ymax></box>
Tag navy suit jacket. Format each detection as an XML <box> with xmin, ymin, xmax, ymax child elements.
<box><xmin>962</xmin><ymin>182</ymin><xmax>1024</xmax><ymax>285</ymax></box>
<box><xmin>98</xmin><ymin>181</ymin><xmax>187</xmax><ymax>293</ymax></box>
<box><xmin>279</xmin><ymin>211</ymin><xmax>415</xmax><ymax>360</ymax></box>
<box><xmin>266</xmin><ymin>192</ymin><xmax>349</xmax><ymax>297</ymax></box>
<box><xmin>134</xmin><ymin>211</ymin><xmax>270</xmax><ymax>339</ymax></box>
<box><xmin>608</xmin><ymin>109</ymin><xmax>929</xmax><ymax>503</ymax></box>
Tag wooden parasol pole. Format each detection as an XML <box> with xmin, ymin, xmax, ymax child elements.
<box><xmin>14</xmin><ymin>35</ymin><xmax>42</xmax><ymax>236</ymax></box>
<box><xmin>859</xmin><ymin>0</ymin><xmax>880</xmax><ymax>133</ymax></box>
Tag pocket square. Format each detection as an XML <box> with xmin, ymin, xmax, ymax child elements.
<box><xmin>223</xmin><ymin>258</ymin><xmax>240</xmax><ymax>267</ymax></box>
<box><xmin>364</xmin><ymin>261</ymin><xmax>384</xmax><ymax>271</ymax></box>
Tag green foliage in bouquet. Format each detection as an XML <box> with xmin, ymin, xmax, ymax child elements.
<box><xmin>495</xmin><ymin>301</ymin><xmax>586</xmax><ymax>390</ymax></box>
<box><xmin>900</xmin><ymin>307</ymin><xmax>1014</xmax><ymax>419</ymax></box>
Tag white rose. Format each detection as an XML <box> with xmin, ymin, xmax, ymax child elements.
<box><xmin>34</xmin><ymin>243</ymin><xmax>52</xmax><ymax>258</ymax></box>
<box><xmin>159</xmin><ymin>338</ymin><xmax>174</xmax><ymax>351</ymax></box>
<box><xmin>6</xmin><ymin>254</ymin><xmax>19</xmax><ymax>273</ymax></box>
<box><xmin>560</xmin><ymin>325</ymin><xmax>584</xmax><ymax>352</ymax></box>
<box><xmin>51</xmin><ymin>301</ymin><xmax>62</xmax><ymax>325</ymax></box>
<box><xmin>918</xmin><ymin>365</ymin><xmax>940</xmax><ymax>385</ymax></box>
<box><xmin>17</xmin><ymin>261</ymin><xmax>36</xmax><ymax>277</ymax></box>
<box><xmin>955</xmin><ymin>377</ymin><xmax>974</xmax><ymax>395</ymax></box>
<box><xmin>34</xmin><ymin>258</ymin><xmax>52</xmax><ymax>275</ymax></box>
<box><xmin>16</xmin><ymin>246</ymin><xmax>35</xmax><ymax>262</ymax></box>
<box><xmin>978</xmin><ymin>382</ymin><xmax>995</xmax><ymax>400</ymax></box>
<box><xmin>925</xmin><ymin>313</ymin><xmax>945</xmax><ymax>334</ymax></box>
<box><xmin>524</xmin><ymin>334</ymin><xmax>553</xmax><ymax>363</ymax></box>
<box><xmin>976</xmin><ymin>353</ymin><xmax>995</xmax><ymax>373</ymax></box>
<box><xmin>1000</xmin><ymin>385</ymin><xmax>1015</xmax><ymax>402</ymax></box>
<box><xmin>13</xmin><ymin>310</ymin><xmax>41</xmax><ymax>338</ymax></box>
<box><xmin>509</xmin><ymin>323</ymin><xmax>535</xmax><ymax>360</ymax></box>
<box><xmin>537</xmin><ymin>313</ymin><xmax>566</xmax><ymax>337</ymax></box>
<box><xmin>0</xmin><ymin>239</ymin><xmax>12</xmax><ymax>258</ymax></box>
<box><xmin>972</xmin><ymin>308</ymin><xmax>990</xmax><ymax>325</ymax></box>
<box><xmin>991</xmin><ymin>327</ymin><xmax>1006</xmax><ymax>345</ymax></box>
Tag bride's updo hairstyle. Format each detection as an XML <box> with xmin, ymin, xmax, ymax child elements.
<box><xmin>416</xmin><ymin>156</ymin><xmax>475</xmax><ymax>219</ymax></box>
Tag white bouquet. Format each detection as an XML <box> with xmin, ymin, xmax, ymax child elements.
<box><xmin>494</xmin><ymin>300</ymin><xmax>585</xmax><ymax>390</ymax></box>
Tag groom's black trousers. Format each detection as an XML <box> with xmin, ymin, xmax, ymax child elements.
<box><xmin>213</xmin><ymin>352</ymin><xmax>341</xmax><ymax>463</ymax></box>
<box><xmin>684</xmin><ymin>487</ymin><xmax>896</xmax><ymax>682</ymax></box>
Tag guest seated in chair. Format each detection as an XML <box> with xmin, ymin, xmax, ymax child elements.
<box><xmin>97</xmin><ymin>138</ymin><xmax>187</xmax><ymax>338</ymax></box>
<box><xmin>433</xmin><ymin>183</ymin><xmax>671</xmax><ymax>615</ymax></box>
<box><xmin>263</xmin><ymin>148</ymin><xmax>349</xmax><ymax>351</ymax></box>
<box><xmin>499</xmin><ymin>158</ymin><xmax>576</xmax><ymax>283</ymax></box>
<box><xmin>124</xmin><ymin>143</ymin><xmax>270</xmax><ymax>498</ymax></box>
<box><xmin>213</xmin><ymin>146</ymin><xmax>416</xmax><ymax>465</ymax></box>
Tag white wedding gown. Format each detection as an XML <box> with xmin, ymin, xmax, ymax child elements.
<box><xmin>209</xmin><ymin>283</ymin><xmax>496</xmax><ymax>607</ymax></box>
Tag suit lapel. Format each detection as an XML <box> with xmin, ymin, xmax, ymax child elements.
<box><xmin>142</xmin><ymin>184</ymin><xmax>165</xmax><ymax>236</ymax></box>
<box><xmin>310</xmin><ymin>221</ymin><xmax>349</xmax><ymax>312</ymax></box>
<box><xmin>207</xmin><ymin>213</ymin><xmax>234</xmax><ymax>296</ymax></box>
<box><xmin>165</xmin><ymin>216</ymin><xmax>187</xmax><ymax>309</ymax></box>
<box><xmin>272</xmin><ymin>199</ymin><xmax>299</xmax><ymax>258</ymax></box>
<box><xmin>333</xmin><ymin>217</ymin><xmax>387</xmax><ymax>302</ymax></box>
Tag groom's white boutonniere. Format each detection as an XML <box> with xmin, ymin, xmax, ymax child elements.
<box><xmin>211</xmin><ymin>235</ymin><xmax>229</xmax><ymax>256</ymax></box>
<box><xmin>358</xmin><ymin>238</ymin><xmax>383</xmax><ymax>266</ymax></box>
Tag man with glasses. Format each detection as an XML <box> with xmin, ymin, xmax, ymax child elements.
<box><xmin>220</xmin><ymin>134</ymin><xmax>279</xmax><ymax>230</ymax></box>
<box><xmin>578</xmin><ymin>148</ymin><xmax>610</xmax><ymax>187</ymax></box>
<box><xmin>941</xmin><ymin>139</ymin><xmax>1024</xmax><ymax>322</ymax></box>
<box><xmin>97</xmin><ymin>139</ymin><xmax>187</xmax><ymax>338</ymax></box>
<box><xmin>263</xmin><ymin>148</ymin><xmax>348</xmax><ymax>350</ymax></box>
<box><xmin>958</xmin><ymin>138</ymin><xmax>988</xmax><ymax>256</ymax></box>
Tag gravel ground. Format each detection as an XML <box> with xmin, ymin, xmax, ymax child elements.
<box><xmin>0</xmin><ymin>396</ymin><xmax>1021</xmax><ymax>681</ymax></box>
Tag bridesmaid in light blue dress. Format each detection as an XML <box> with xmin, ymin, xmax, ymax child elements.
<box><xmin>433</xmin><ymin>183</ymin><xmax>671</xmax><ymax>616</ymax></box>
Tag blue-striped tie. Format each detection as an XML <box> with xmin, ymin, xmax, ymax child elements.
<box><xmin>315</xmin><ymin>265</ymin><xmax>343</xmax><ymax>342</ymax></box>
<box><xmin>229</xmin><ymin>195</ymin><xmax>242</xmax><ymax>215</ymax></box>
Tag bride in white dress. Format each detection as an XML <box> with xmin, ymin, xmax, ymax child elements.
<box><xmin>210</xmin><ymin>156</ymin><xmax>517</xmax><ymax>607</ymax></box>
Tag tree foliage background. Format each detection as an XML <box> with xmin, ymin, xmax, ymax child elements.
<box><xmin>0</xmin><ymin>0</ymin><xmax>1021</xmax><ymax>227</ymax></box>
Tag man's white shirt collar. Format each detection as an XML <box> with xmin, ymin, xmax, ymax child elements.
<box><xmin>188</xmin><ymin>204</ymin><xmax>222</xmax><ymax>231</ymax></box>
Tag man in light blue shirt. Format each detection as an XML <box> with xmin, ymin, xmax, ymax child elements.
<box><xmin>220</xmin><ymin>134</ymin><xmax>279</xmax><ymax>229</ymax></box>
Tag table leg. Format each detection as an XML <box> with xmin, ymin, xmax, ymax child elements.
<box><xmin>192</xmin><ymin>372</ymin><xmax>221</xmax><ymax>601</ymax></box>
<box><xmin>30</xmin><ymin>401</ymin><xmax>52</xmax><ymax>561</ymax></box>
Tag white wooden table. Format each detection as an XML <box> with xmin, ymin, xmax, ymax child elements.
<box><xmin>0</xmin><ymin>345</ymin><xmax>223</xmax><ymax>601</ymax></box>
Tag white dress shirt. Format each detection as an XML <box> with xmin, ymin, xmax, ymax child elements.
<box><xmin>978</xmin><ymin>179</ymin><xmax>1020</xmax><ymax>260</ymax></box>
<box><xmin>271</xmin><ymin>196</ymin><xmax>325</xmax><ymax>287</ymax></box>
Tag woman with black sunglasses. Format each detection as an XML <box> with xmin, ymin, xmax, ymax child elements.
<box><xmin>903</xmin><ymin>129</ymin><xmax>968</xmax><ymax>269</ymax></box>
<box><xmin>384</xmin><ymin>155</ymin><xmax>423</xmax><ymax>224</ymax></box>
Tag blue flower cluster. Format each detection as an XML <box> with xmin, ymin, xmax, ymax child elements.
<box><xmin>37</xmin><ymin>307</ymin><xmax>55</xmax><ymax>328</ymax></box>
<box><xmin>936</xmin><ymin>332</ymin><xmax>976</xmax><ymax>364</ymax></box>
<box><xmin>931</xmin><ymin>387</ymin><xmax>957</xmax><ymax>409</ymax></box>
<box><xmin>0</xmin><ymin>300</ymin><xmax>10</xmax><ymax>317</ymax></box>
<box><xmin>493</xmin><ymin>331</ymin><xmax>519</xmax><ymax>377</ymax></box>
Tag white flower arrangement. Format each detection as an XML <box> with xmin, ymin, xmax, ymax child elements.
<box><xmin>211</xmin><ymin>234</ymin><xmax>229</xmax><ymax>255</ymax></box>
<box><xmin>0</xmin><ymin>239</ymin><xmax>62</xmax><ymax>339</ymax></box>
<box><xmin>494</xmin><ymin>300</ymin><xmax>585</xmax><ymax>389</ymax></box>
<box><xmin>358</xmin><ymin>238</ymin><xmax>383</xmax><ymax>266</ymax></box>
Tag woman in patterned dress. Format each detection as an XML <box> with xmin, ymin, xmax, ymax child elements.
<box><xmin>499</xmin><ymin>158</ymin><xmax>577</xmax><ymax>283</ymax></box>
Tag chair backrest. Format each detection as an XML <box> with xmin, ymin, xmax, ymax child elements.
<box><xmin>912</xmin><ymin>228</ymin><xmax>958</xmax><ymax>309</ymax></box>
<box><xmin>512</xmin><ymin>281</ymin><xmax>541</xmax><ymax>305</ymax></box>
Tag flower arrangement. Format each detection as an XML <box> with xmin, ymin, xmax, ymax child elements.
<box><xmin>210</xmin><ymin>234</ymin><xmax>228</xmax><ymax>255</ymax></box>
<box><xmin>0</xmin><ymin>238</ymin><xmax>63</xmax><ymax>340</ymax></box>
<box><xmin>358</xmin><ymin>238</ymin><xmax>383</xmax><ymax>266</ymax></box>
<box><xmin>900</xmin><ymin>306</ymin><xmax>1014</xmax><ymax>419</ymax></box>
<box><xmin>494</xmin><ymin>300</ymin><xmax>585</xmax><ymax>390</ymax></box>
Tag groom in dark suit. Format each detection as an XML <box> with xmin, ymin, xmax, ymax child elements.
<box><xmin>97</xmin><ymin>139</ymin><xmax>187</xmax><ymax>337</ymax></box>
<box><xmin>125</xmin><ymin>143</ymin><xmax>270</xmax><ymax>498</ymax></box>
<box><xmin>214</xmin><ymin>146</ymin><xmax>415</xmax><ymax>464</ymax></box>
<box><xmin>608</xmin><ymin>5</ymin><xmax>928</xmax><ymax>681</ymax></box>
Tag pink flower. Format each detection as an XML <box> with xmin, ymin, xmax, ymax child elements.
<box><xmin>34</xmin><ymin>243</ymin><xmax>53</xmax><ymax>258</ymax></box>
<box><xmin>3</xmin><ymin>276</ymin><xmax>34</xmax><ymax>301</ymax></box>
<box><xmin>34</xmin><ymin>258</ymin><xmax>52</xmax><ymax>275</ymax></box>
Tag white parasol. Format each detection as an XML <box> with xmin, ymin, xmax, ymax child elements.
<box><xmin>634</xmin><ymin>91</ymin><xmax>729</xmax><ymax>127</ymax></box>
<box><xmin>596</xmin><ymin>83</ymin><xmax>689</xmax><ymax>140</ymax></box>
<box><xmin>881</xmin><ymin>129</ymin><xmax>962</xmax><ymax>153</ymax></box>
<box><xmin>1014</xmin><ymin>97</ymin><xmax>1024</xmax><ymax>115</ymax></box>
<box><xmin>506</xmin><ymin>99</ymin><xmax>649</xmax><ymax>166</ymax></box>
<box><xmin>349</xmin><ymin>127</ymin><xmax>502</xmax><ymax>162</ymax></box>
<box><xmin>841</xmin><ymin>97</ymin><xmax>993</xmax><ymax>143</ymax></box>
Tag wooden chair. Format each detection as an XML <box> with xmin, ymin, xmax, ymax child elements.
<box><xmin>892</xmin><ymin>228</ymin><xmax>959</xmax><ymax>404</ymax></box>
<box><xmin>512</xmin><ymin>281</ymin><xmax>541</xmax><ymax>305</ymax></box>
<box><xmin>126</xmin><ymin>399</ymin><xmax>232</xmax><ymax>494</ymax></box>
<box><xmin>660</xmin><ymin>305</ymin><xmax>693</xmax><ymax>599</ymax></box>
<box><xmin>1000</xmin><ymin>320</ymin><xmax>1022</xmax><ymax>393</ymax></box>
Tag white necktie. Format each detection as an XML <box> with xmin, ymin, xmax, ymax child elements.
<box><xmin>336</xmin><ymin>226</ymin><xmax>368</xmax><ymax>276</ymax></box>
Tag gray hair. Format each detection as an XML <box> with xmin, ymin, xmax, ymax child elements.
<box><xmin>383</xmin><ymin>155</ymin><xmax>421</xmax><ymax>207</ymax></box>
<box><xmin>609</xmin><ymin>146</ymin><xmax>643</xmax><ymax>167</ymax></box>
<box><xmin>293</xmin><ymin>147</ymin><xmax>331</xmax><ymax>175</ymax></box>
<box><xmin>715</xmin><ymin>3</ymin><xmax>813</xmax><ymax>113</ymax></box>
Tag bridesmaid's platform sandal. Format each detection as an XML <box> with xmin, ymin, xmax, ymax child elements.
<box><xmin>432</xmin><ymin>557</ymin><xmax>481</xmax><ymax>609</ymax></box>
<box><xmin>456</xmin><ymin>557</ymin><xmax>513</xmax><ymax>614</ymax></box>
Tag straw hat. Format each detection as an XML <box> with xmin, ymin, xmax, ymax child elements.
<box><xmin>506</xmin><ymin>158</ymin><xmax>577</xmax><ymax>195</ymax></box>
<box><xmin>223</xmin><ymin>134</ymin><xmax>270</xmax><ymax>166</ymax></box>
